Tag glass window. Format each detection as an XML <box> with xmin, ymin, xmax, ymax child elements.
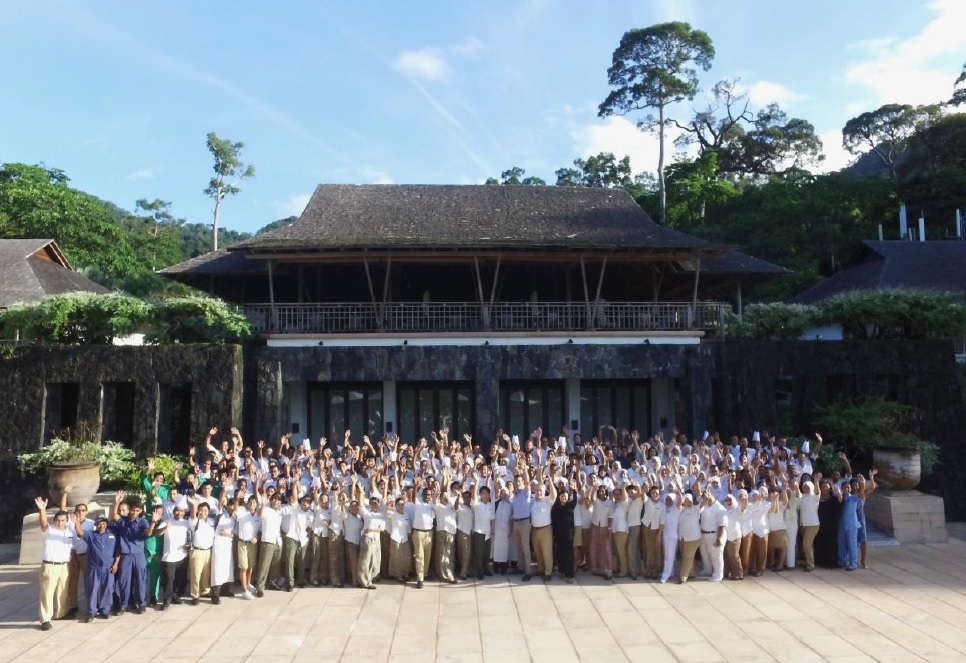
<box><xmin>306</xmin><ymin>383</ymin><xmax>383</xmax><ymax>448</ymax></box>
<box><xmin>500</xmin><ymin>381</ymin><xmax>565</xmax><ymax>438</ymax></box>
<box><xmin>579</xmin><ymin>380</ymin><xmax>651</xmax><ymax>439</ymax></box>
<box><xmin>396</xmin><ymin>382</ymin><xmax>475</xmax><ymax>445</ymax></box>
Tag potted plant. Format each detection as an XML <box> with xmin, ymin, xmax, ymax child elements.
<box><xmin>816</xmin><ymin>396</ymin><xmax>939</xmax><ymax>491</ymax></box>
<box><xmin>17</xmin><ymin>419</ymin><xmax>138</xmax><ymax>507</ymax></box>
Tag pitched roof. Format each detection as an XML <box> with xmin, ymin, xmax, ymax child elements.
<box><xmin>231</xmin><ymin>184</ymin><xmax>725</xmax><ymax>254</ymax></box>
<box><xmin>0</xmin><ymin>239</ymin><xmax>109</xmax><ymax>308</ymax></box>
<box><xmin>158</xmin><ymin>249</ymin><xmax>265</xmax><ymax>276</ymax></box>
<box><xmin>791</xmin><ymin>240</ymin><xmax>966</xmax><ymax>303</ymax></box>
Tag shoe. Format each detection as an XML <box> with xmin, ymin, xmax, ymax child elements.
<box><xmin>40</xmin><ymin>621</ymin><xmax>52</xmax><ymax>631</ymax></box>
<box><xmin>416</xmin><ymin>580</ymin><xmax>424</xmax><ymax>589</ymax></box>
<box><xmin>542</xmin><ymin>575</ymin><xmax>551</xmax><ymax>582</ymax></box>
<box><xmin>447</xmin><ymin>579</ymin><xmax>458</xmax><ymax>585</ymax></box>
<box><xmin>521</xmin><ymin>574</ymin><xmax>531</xmax><ymax>582</ymax></box>
<box><xmin>190</xmin><ymin>598</ymin><xmax>200</xmax><ymax>606</ymax></box>
<box><xmin>96</xmin><ymin>613</ymin><xmax>109</xmax><ymax>620</ymax></box>
<box><xmin>242</xmin><ymin>591</ymin><xmax>254</xmax><ymax>600</ymax></box>
<box><xmin>476</xmin><ymin>573</ymin><xmax>484</xmax><ymax>581</ymax></box>
<box><xmin>135</xmin><ymin>606</ymin><xmax>145</xmax><ymax>615</ymax></box>
<box><xmin>255</xmin><ymin>589</ymin><xmax>265</xmax><ymax>598</ymax></box>
<box><xmin>484</xmin><ymin>571</ymin><xmax>493</xmax><ymax>577</ymax></box>
<box><xmin>159</xmin><ymin>602</ymin><xmax>170</xmax><ymax>611</ymax></box>
<box><xmin>605</xmin><ymin>575</ymin><xmax>614</xmax><ymax>582</ymax></box>
<box><xmin>80</xmin><ymin>615</ymin><xmax>90</xmax><ymax>624</ymax></box>
<box><xmin>211</xmin><ymin>595</ymin><xmax>220</xmax><ymax>605</ymax></box>
<box><xmin>459</xmin><ymin>575</ymin><xmax>467</xmax><ymax>581</ymax></box>
<box><xmin>171</xmin><ymin>597</ymin><xmax>183</xmax><ymax>605</ymax></box>
<box><xmin>110</xmin><ymin>608</ymin><xmax>121</xmax><ymax>617</ymax></box>
<box><xmin>659</xmin><ymin>578</ymin><xmax>667</xmax><ymax>584</ymax></box>
<box><xmin>283</xmin><ymin>586</ymin><xmax>292</xmax><ymax>593</ymax></box>
<box><xmin>65</xmin><ymin>607</ymin><xmax>78</xmax><ymax>618</ymax></box>
<box><xmin>365</xmin><ymin>585</ymin><xmax>376</xmax><ymax>590</ymax></box>
<box><xmin>247</xmin><ymin>584</ymin><xmax>256</xmax><ymax>593</ymax></box>
<box><xmin>630</xmin><ymin>575</ymin><xmax>638</xmax><ymax>581</ymax></box>
<box><xmin>311</xmin><ymin>580</ymin><xmax>321</xmax><ymax>587</ymax></box>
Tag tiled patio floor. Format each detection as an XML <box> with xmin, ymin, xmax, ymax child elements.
<box><xmin>1</xmin><ymin>536</ymin><xmax>965</xmax><ymax>663</ymax></box>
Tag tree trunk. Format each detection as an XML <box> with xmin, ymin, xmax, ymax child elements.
<box><xmin>212</xmin><ymin>184</ymin><xmax>222</xmax><ymax>252</ymax></box>
<box><xmin>658</xmin><ymin>104</ymin><xmax>666</xmax><ymax>225</ymax></box>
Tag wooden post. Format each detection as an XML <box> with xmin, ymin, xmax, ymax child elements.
<box><xmin>580</xmin><ymin>256</ymin><xmax>591</xmax><ymax>328</ymax></box>
<box><xmin>267</xmin><ymin>259</ymin><xmax>277</xmax><ymax>331</ymax></box>
<box><xmin>473</xmin><ymin>257</ymin><xmax>488</xmax><ymax>329</ymax></box>
<box><xmin>736</xmin><ymin>281</ymin><xmax>743</xmax><ymax>319</ymax></box>
<box><xmin>691</xmin><ymin>258</ymin><xmax>702</xmax><ymax>328</ymax></box>
<box><xmin>380</xmin><ymin>257</ymin><xmax>392</xmax><ymax>329</ymax></box>
<box><xmin>363</xmin><ymin>259</ymin><xmax>379</xmax><ymax>329</ymax></box>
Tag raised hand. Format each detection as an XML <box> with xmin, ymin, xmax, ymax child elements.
<box><xmin>114</xmin><ymin>490</ymin><xmax>126</xmax><ymax>504</ymax></box>
<box><xmin>34</xmin><ymin>496</ymin><xmax>48</xmax><ymax>511</ymax></box>
<box><xmin>209</xmin><ymin>427</ymin><xmax>218</xmax><ymax>436</ymax></box>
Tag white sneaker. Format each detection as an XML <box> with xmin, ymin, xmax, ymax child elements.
<box><xmin>247</xmin><ymin>584</ymin><xmax>255</xmax><ymax>593</ymax></box>
<box><xmin>243</xmin><ymin>591</ymin><xmax>255</xmax><ymax>600</ymax></box>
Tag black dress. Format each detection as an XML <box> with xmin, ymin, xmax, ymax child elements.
<box><xmin>815</xmin><ymin>495</ymin><xmax>842</xmax><ymax>569</ymax></box>
<box><xmin>551</xmin><ymin>494</ymin><xmax>577</xmax><ymax>578</ymax></box>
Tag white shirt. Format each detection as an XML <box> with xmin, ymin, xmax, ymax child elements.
<box><xmin>282</xmin><ymin>504</ymin><xmax>314</xmax><ymax>545</ymax></box>
<box><xmin>189</xmin><ymin>517</ymin><xmax>216</xmax><ymax>549</ymax></box>
<box><xmin>626</xmin><ymin>498</ymin><xmax>644</xmax><ymax>528</ymax></box>
<box><xmin>800</xmin><ymin>493</ymin><xmax>820</xmax><ymax>527</ymax></box>
<box><xmin>236</xmin><ymin>511</ymin><xmax>260</xmax><ymax>542</ymax></box>
<box><xmin>642</xmin><ymin>499</ymin><xmax>663</xmax><ymax>530</ymax></box>
<box><xmin>412</xmin><ymin>500</ymin><xmax>436</xmax><ymax>531</ymax></box>
<box><xmin>42</xmin><ymin>527</ymin><xmax>72</xmax><ymax>563</ymax></box>
<box><xmin>260</xmin><ymin>506</ymin><xmax>283</xmax><ymax>545</ymax></box>
<box><xmin>344</xmin><ymin>512</ymin><xmax>363</xmax><ymax>545</ymax></box>
<box><xmin>723</xmin><ymin>507</ymin><xmax>742</xmax><ymax>541</ymax></box>
<box><xmin>313</xmin><ymin>506</ymin><xmax>331</xmax><ymax>537</ymax></box>
<box><xmin>455</xmin><ymin>504</ymin><xmax>474</xmax><ymax>535</ymax></box>
<box><xmin>590</xmin><ymin>499</ymin><xmax>613</xmax><ymax>527</ymax></box>
<box><xmin>359</xmin><ymin>505</ymin><xmax>386</xmax><ymax>533</ymax></box>
<box><xmin>472</xmin><ymin>501</ymin><xmax>494</xmax><ymax>539</ymax></box>
<box><xmin>388</xmin><ymin>510</ymin><xmax>412</xmax><ymax>543</ymax></box>
<box><xmin>71</xmin><ymin>518</ymin><xmax>95</xmax><ymax>555</ymax></box>
<box><xmin>530</xmin><ymin>496</ymin><xmax>553</xmax><ymax>528</ymax></box>
<box><xmin>678</xmin><ymin>505</ymin><xmax>702</xmax><ymax>541</ymax></box>
<box><xmin>434</xmin><ymin>502</ymin><xmax>457</xmax><ymax>534</ymax></box>
<box><xmin>699</xmin><ymin>501</ymin><xmax>727</xmax><ymax>534</ymax></box>
<box><xmin>611</xmin><ymin>500</ymin><xmax>630</xmax><ymax>533</ymax></box>
<box><xmin>161</xmin><ymin>519</ymin><xmax>190</xmax><ymax>563</ymax></box>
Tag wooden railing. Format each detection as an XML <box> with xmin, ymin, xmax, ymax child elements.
<box><xmin>243</xmin><ymin>301</ymin><xmax>729</xmax><ymax>335</ymax></box>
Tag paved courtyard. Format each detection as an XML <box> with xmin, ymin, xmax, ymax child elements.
<box><xmin>1</xmin><ymin>535</ymin><xmax>965</xmax><ymax>663</ymax></box>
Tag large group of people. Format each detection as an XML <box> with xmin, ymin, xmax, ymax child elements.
<box><xmin>34</xmin><ymin>425</ymin><xmax>878</xmax><ymax>630</ymax></box>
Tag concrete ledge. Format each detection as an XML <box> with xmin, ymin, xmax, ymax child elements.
<box><xmin>866</xmin><ymin>490</ymin><xmax>947</xmax><ymax>544</ymax></box>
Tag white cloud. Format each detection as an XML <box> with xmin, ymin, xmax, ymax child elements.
<box><xmin>393</xmin><ymin>47</ymin><xmax>451</xmax><ymax>82</ymax></box>
<box><xmin>656</xmin><ymin>0</ymin><xmax>696</xmax><ymax>23</ymax></box>
<box><xmin>271</xmin><ymin>193</ymin><xmax>311</xmax><ymax>218</ymax></box>
<box><xmin>125</xmin><ymin>167</ymin><xmax>155</xmax><ymax>181</ymax></box>
<box><xmin>843</xmin><ymin>0</ymin><xmax>966</xmax><ymax>106</ymax></box>
<box><xmin>815</xmin><ymin>128</ymin><xmax>853</xmax><ymax>173</ymax></box>
<box><xmin>570</xmin><ymin>116</ymin><xmax>663</xmax><ymax>177</ymax></box>
<box><xmin>357</xmin><ymin>167</ymin><xmax>394</xmax><ymax>185</ymax></box>
<box><xmin>450</xmin><ymin>36</ymin><xmax>483</xmax><ymax>57</ymax></box>
<box><xmin>743</xmin><ymin>81</ymin><xmax>806</xmax><ymax>107</ymax></box>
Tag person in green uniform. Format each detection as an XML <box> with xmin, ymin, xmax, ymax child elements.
<box><xmin>141</xmin><ymin>460</ymin><xmax>169</xmax><ymax>607</ymax></box>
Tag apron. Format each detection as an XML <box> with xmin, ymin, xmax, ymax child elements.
<box><xmin>211</xmin><ymin>514</ymin><xmax>235</xmax><ymax>586</ymax></box>
<box><xmin>492</xmin><ymin>500</ymin><xmax>512</xmax><ymax>563</ymax></box>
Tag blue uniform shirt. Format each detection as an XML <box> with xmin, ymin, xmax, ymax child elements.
<box><xmin>114</xmin><ymin>517</ymin><xmax>150</xmax><ymax>554</ymax></box>
<box><xmin>841</xmin><ymin>494</ymin><xmax>860</xmax><ymax>530</ymax></box>
<box><xmin>83</xmin><ymin>529</ymin><xmax>118</xmax><ymax>568</ymax></box>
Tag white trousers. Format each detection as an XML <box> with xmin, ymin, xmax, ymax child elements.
<box><xmin>701</xmin><ymin>533</ymin><xmax>725</xmax><ymax>581</ymax></box>
<box><xmin>785</xmin><ymin>524</ymin><xmax>798</xmax><ymax>569</ymax></box>
<box><xmin>660</xmin><ymin>532</ymin><xmax>678</xmax><ymax>582</ymax></box>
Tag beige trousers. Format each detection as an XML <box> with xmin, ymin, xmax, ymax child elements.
<box><xmin>39</xmin><ymin>562</ymin><xmax>69</xmax><ymax>623</ymax></box>
<box><xmin>66</xmin><ymin>552</ymin><xmax>87</xmax><ymax>611</ymax></box>
<box><xmin>678</xmin><ymin>539</ymin><xmax>701</xmax><ymax>581</ymax></box>
<box><xmin>436</xmin><ymin>530</ymin><xmax>456</xmax><ymax>582</ymax></box>
<box><xmin>189</xmin><ymin>548</ymin><xmax>211</xmax><ymax>598</ymax></box>
<box><xmin>359</xmin><ymin>533</ymin><xmax>381</xmax><ymax>587</ymax></box>
<box><xmin>801</xmin><ymin>525</ymin><xmax>820</xmax><ymax>570</ymax></box>
<box><xmin>643</xmin><ymin>527</ymin><xmax>662</xmax><ymax>577</ymax></box>
<box><xmin>412</xmin><ymin>530</ymin><xmax>434</xmax><ymax>581</ymax></box>
<box><xmin>531</xmin><ymin>525</ymin><xmax>553</xmax><ymax>575</ymax></box>
<box><xmin>612</xmin><ymin>531</ymin><xmax>629</xmax><ymax>577</ymax></box>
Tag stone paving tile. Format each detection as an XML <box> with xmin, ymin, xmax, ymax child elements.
<box><xmin>4</xmin><ymin>538</ymin><xmax>966</xmax><ymax>662</ymax></box>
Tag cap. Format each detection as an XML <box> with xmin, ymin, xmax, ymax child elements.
<box><xmin>96</xmin><ymin>516</ymin><xmax>109</xmax><ymax>524</ymax></box>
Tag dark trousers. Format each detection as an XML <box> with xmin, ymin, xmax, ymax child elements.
<box><xmin>161</xmin><ymin>559</ymin><xmax>188</xmax><ymax>602</ymax></box>
<box><xmin>86</xmin><ymin>565</ymin><xmax>114</xmax><ymax>616</ymax></box>
<box><xmin>116</xmin><ymin>553</ymin><xmax>147</xmax><ymax>609</ymax></box>
<box><xmin>554</xmin><ymin>530</ymin><xmax>575</xmax><ymax>578</ymax></box>
<box><xmin>471</xmin><ymin>533</ymin><xmax>490</xmax><ymax>577</ymax></box>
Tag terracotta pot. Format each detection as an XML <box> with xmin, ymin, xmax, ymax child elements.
<box><xmin>872</xmin><ymin>447</ymin><xmax>921</xmax><ymax>491</ymax></box>
<box><xmin>47</xmin><ymin>462</ymin><xmax>101</xmax><ymax>507</ymax></box>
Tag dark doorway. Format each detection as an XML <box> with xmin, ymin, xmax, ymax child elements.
<box><xmin>44</xmin><ymin>382</ymin><xmax>79</xmax><ymax>442</ymax></box>
<box><xmin>397</xmin><ymin>382</ymin><xmax>474</xmax><ymax>445</ymax></box>
<box><xmin>499</xmin><ymin>381</ymin><xmax>565</xmax><ymax>440</ymax></box>
<box><xmin>159</xmin><ymin>383</ymin><xmax>192</xmax><ymax>455</ymax></box>
<box><xmin>102</xmin><ymin>382</ymin><xmax>136</xmax><ymax>447</ymax></box>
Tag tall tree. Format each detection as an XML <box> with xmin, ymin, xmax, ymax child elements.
<box><xmin>598</xmin><ymin>22</ymin><xmax>714</xmax><ymax>224</ymax></box>
<box><xmin>484</xmin><ymin>167</ymin><xmax>546</xmax><ymax>186</ymax></box>
<box><xmin>720</xmin><ymin>103</ymin><xmax>824</xmax><ymax>178</ymax></box>
<box><xmin>673</xmin><ymin>79</ymin><xmax>751</xmax><ymax>154</ymax></box>
<box><xmin>842</xmin><ymin>104</ymin><xmax>940</xmax><ymax>180</ymax></box>
<box><xmin>204</xmin><ymin>133</ymin><xmax>254</xmax><ymax>251</ymax></box>
<box><xmin>949</xmin><ymin>63</ymin><xmax>966</xmax><ymax>107</ymax></box>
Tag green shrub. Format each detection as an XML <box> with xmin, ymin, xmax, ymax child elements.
<box><xmin>0</xmin><ymin>292</ymin><xmax>149</xmax><ymax>344</ymax></box>
<box><xmin>146</xmin><ymin>295</ymin><xmax>251</xmax><ymax>344</ymax></box>
<box><xmin>17</xmin><ymin>419</ymin><xmax>138</xmax><ymax>483</ymax></box>
<box><xmin>818</xmin><ymin>289</ymin><xmax>966</xmax><ymax>340</ymax></box>
<box><xmin>720</xmin><ymin>302</ymin><xmax>818</xmax><ymax>340</ymax></box>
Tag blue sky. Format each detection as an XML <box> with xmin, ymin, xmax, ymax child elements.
<box><xmin>1</xmin><ymin>1</ymin><xmax>963</xmax><ymax>235</ymax></box>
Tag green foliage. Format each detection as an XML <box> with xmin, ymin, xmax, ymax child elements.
<box><xmin>0</xmin><ymin>163</ymin><xmax>141</xmax><ymax>278</ymax></box>
<box><xmin>17</xmin><ymin>419</ymin><xmax>138</xmax><ymax>483</ymax></box>
<box><xmin>720</xmin><ymin>302</ymin><xmax>817</xmax><ymax>339</ymax></box>
<box><xmin>146</xmin><ymin>295</ymin><xmax>251</xmax><ymax>344</ymax></box>
<box><xmin>818</xmin><ymin>289</ymin><xmax>966</xmax><ymax>340</ymax></box>
<box><xmin>0</xmin><ymin>292</ymin><xmax>150</xmax><ymax>344</ymax></box>
<box><xmin>205</xmin><ymin>132</ymin><xmax>255</xmax><ymax>252</ymax></box>
<box><xmin>950</xmin><ymin>63</ymin><xmax>966</xmax><ymax>107</ymax></box>
<box><xmin>842</xmin><ymin>103</ymin><xmax>941</xmax><ymax>180</ymax></box>
<box><xmin>484</xmin><ymin>167</ymin><xmax>546</xmax><ymax>186</ymax></box>
<box><xmin>148</xmin><ymin>453</ymin><xmax>189</xmax><ymax>484</ymax></box>
<box><xmin>813</xmin><ymin>442</ymin><xmax>845</xmax><ymax>474</ymax></box>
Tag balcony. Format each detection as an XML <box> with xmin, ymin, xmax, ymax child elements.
<box><xmin>243</xmin><ymin>301</ymin><xmax>729</xmax><ymax>335</ymax></box>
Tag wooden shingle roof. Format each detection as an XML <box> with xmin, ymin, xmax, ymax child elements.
<box><xmin>231</xmin><ymin>184</ymin><xmax>724</xmax><ymax>254</ymax></box>
<box><xmin>0</xmin><ymin>239</ymin><xmax>109</xmax><ymax>308</ymax></box>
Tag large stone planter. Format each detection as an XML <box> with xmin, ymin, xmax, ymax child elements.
<box><xmin>47</xmin><ymin>462</ymin><xmax>101</xmax><ymax>507</ymax></box>
<box><xmin>872</xmin><ymin>447</ymin><xmax>921</xmax><ymax>491</ymax></box>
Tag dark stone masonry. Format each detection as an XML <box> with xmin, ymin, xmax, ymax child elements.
<box><xmin>1</xmin><ymin>340</ymin><xmax>963</xmax><ymax>540</ymax></box>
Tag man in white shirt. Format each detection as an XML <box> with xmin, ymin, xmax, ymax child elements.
<box><xmin>455</xmin><ymin>490</ymin><xmax>474</xmax><ymax>580</ymax></box>
<box><xmin>471</xmin><ymin>479</ymin><xmax>495</xmax><ymax>580</ymax></box>
<box><xmin>150</xmin><ymin>503</ymin><xmax>189</xmax><ymax>609</ymax></box>
<box><xmin>280</xmin><ymin>490</ymin><xmax>314</xmax><ymax>591</ymax></box>
<box><xmin>610</xmin><ymin>487</ymin><xmax>630</xmax><ymax>578</ymax></box>
<box><xmin>625</xmin><ymin>485</ymin><xmax>644</xmax><ymax>580</ymax></box>
<box><xmin>34</xmin><ymin>497</ymin><xmax>72</xmax><ymax>630</ymax></box>
<box><xmin>387</xmin><ymin>497</ymin><xmax>413</xmax><ymax>583</ymax></box>
<box><xmin>343</xmin><ymin>500</ymin><xmax>364</xmax><ymax>588</ymax></box>
<box><xmin>308</xmin><ymin>493</ymin><xmax>330</xmax><ymax>586</ymax></box>
<box><xmin>235</xmin><ymin>496</ymin><xmax>260</xmax><ymax>599</ymax></box>
<box><xmin>357</xmin><ymin>496</ymin><xmax>386</xmax><ymax>589</ymax></box>
<box><xmin>529</xmin><ymin>478</ymin><xmax>556</xmax><ymax>581</ymax></box>
<box><xmin>641</xmin><ymin>485</ymin><xmax>664</xmax><ymax>580</ymax></box>
<box><xmin>60</xmin><ymin>488</ymin><xmax>93</xmax><ymax>619</ymax></box>
<box><xmin>410</xmin><ymin>486</ymin><xmax>436</xmax><ymax>589</ymax></box>
<box><xmin>254</xmin><ymin>492</ymin><xmax>283</xmax><ymax>597</ymax></box>
<box><xmin>698</xmin><ymin>489</ymin><xmax>727</xmax><ymax>582</ymax></box>
<box><xmin>433</xmin><ymin>488</ymin><xmax>459</xmax><ymax>584</ymax></box>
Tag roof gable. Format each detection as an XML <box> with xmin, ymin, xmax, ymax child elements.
<box><xmin>0</xmin><ymin>239</ymin><xmax>108</xmax><ymax>308</ymax></box>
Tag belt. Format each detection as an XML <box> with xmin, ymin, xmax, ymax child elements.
<box><xmin>43</xmin><ymin>560</ymin><xmax>68</xmax><ymax>565</ymax></box>
<box><xmin>364</xmin><ymin>530</ymin><xmax>382</xmax><ymax>535</ymax></box>
<box><xmin>513</xmin><ymin>517</ymin><xmax>530</xmax><ymax>522</ymax></box>
<box><xmin>532</xmin><ymin>524</ymin><xmax>550</xmax><ymax>530</ymax></box>
<box><xmin>702</xmin><ymin>530</ymin><xmax>716</xmax><ymax>534</ymax></box>
<box><xmin>413</xmin><ymin>528</ymin><xmax>433</xmax><ymax>532</ymax></box>
<box><xmin>192</xmin><ymin>547</ymin><xmax>212</xmax><ymax>551</ymax></box>
<box><xmin>75</xmin><ymin>553</ymin><xmax>87</xmax><ymax>556</ymax></box>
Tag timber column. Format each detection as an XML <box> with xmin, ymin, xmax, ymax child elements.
<box><xmin>255</xmin><ymin>360</ymin><xmax>283</xmax><ymax>444</ymax></box>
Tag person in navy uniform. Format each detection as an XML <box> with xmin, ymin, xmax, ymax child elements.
<box><xmin>71</xmin><ymin>513</ymin><xmax>118</xmax><ymax>622</ymax></box>
<box><xmin>109</xmin><ymin>491</ymin><xmax>150</xmax><ymax>614</ymax></box>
